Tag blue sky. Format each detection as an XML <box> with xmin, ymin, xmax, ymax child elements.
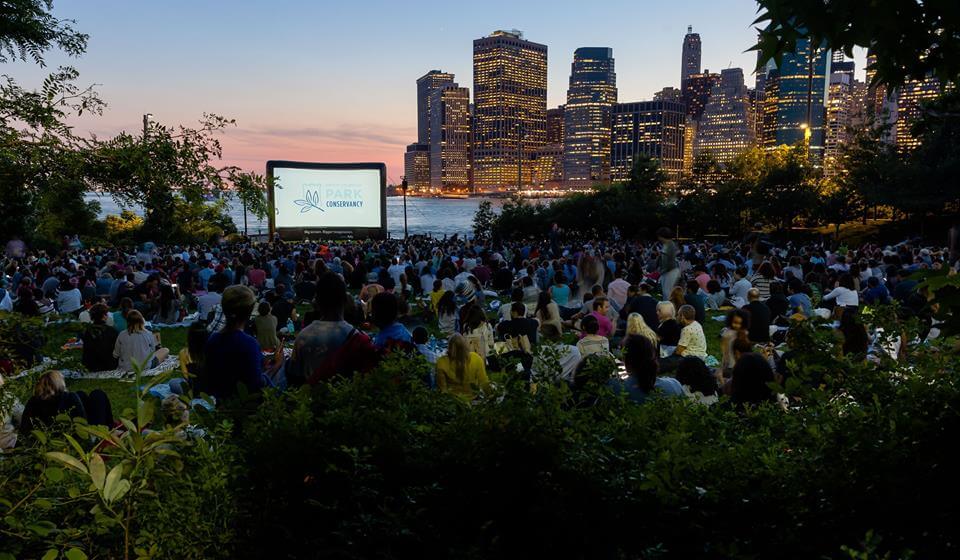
<box><xmin>4</xmin><ymin>0</ymin><xmax>865</xmax><ymax>180</ymax></box>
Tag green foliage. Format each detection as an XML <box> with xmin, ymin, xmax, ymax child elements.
<box><xmin>0</xmin><ymin>0</ymin><xmax>88</xmax><ymax>66</ymax></box>
<box><xmin>472</xmin><ymin>199</ymin><xmax>496</xmax><ymax>241</ymax></box>
<box><xmin>752</xmin><ymin>0</ymin><xmax>960</xmax><ymax>89</ymax></box>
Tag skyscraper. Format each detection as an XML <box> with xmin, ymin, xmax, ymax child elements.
<box><xmin>563</xmin><ymin>47</ymin><xmax>617</xmax><ymax>187</ymax></box>
<box><xmin>655</xmin><ymin>87</ymin><xmax>682</xmax><ymax>102</ymax></box>
<box><xmin>682</xmin><ymin>71</ymin><xmax>719</xmax><ymax>121</ymax></box>
<box><xmin>611</xmin><ymin>100</ymin><xmax>686</xmax><ymax>186</ymax></box>
<box><xmin>472</xmin><ymin>30</ymin><xmax>548</xmax><ymax>191</ymax></box>
<box><xmin>695</xmin><ymin>68</ymin><xmax>756</xmax><ymax>166</ymax></box>
<box><xmin>404</xmin><ymin>143</ymin><xmax>431</xmax><ymax>192</ymax></box>
<box><xmin>760</xmin><ymin>37</ymin><xmax>831</xmax><ymax>163</ymax></box>
<box><xmin>417</xmin><ymin>70</ymin><xmax>455</xmax><ymax>145</ymax></box>
<box><xmin>429</xmin><ymin>84</ymin><xmax>472</xmax><ymax>191</ymax></box>
<box><xmin>680</xmin><ymin>25</ymin><xmax>701</xmax><ymax>88</ymax></box>
<box><xmin>895</xmin><ymin>74</ymin><xmax>942</xmax><ymax>153</ymax></box>
<box><xmin>547</xmin><ymin>106</ymin><xmax>565</xmax><ymax>145</ymax></box>
<box><xmin>824</xmin><ymin>61</ymin><xmax>857</xmax><ymax>176</ymax></box>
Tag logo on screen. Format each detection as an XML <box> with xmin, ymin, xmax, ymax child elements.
<box><xmin>293</xmin><ymin>189</ymin><xmax>324</xmax><ymax>214</ymax></box>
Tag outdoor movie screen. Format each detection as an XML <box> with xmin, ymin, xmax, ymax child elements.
<box><xmin>267</xmin><ymin>161</ymin><xmax>386</xmax><ymax>239</ymax></box>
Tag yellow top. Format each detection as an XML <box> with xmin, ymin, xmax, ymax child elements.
<box><xmin>178</xmin><ymin>348</ymin><xmax>192</xmax><ymax>375</ymax></box>
<box><xmin>436</xmin><ymin>352</ymin><xmax>489</xmax><ymax>400</ymax></box>
<box><xmin>430</xmin><ymin>289</ymin><xmax>445</xmax><ymax>314</ymax></box>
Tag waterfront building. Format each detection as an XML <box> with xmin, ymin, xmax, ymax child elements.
<box><xmin>563</xmin><ymin>47</ymin><xmax>617</xmax><ymax>187</ymax></box>
<box><xmin>472</xmin><ymin>30</ymin><xmax>548</xmax><ymax>191</ymax></box>
<box><xmin>547</xmin><ymin>106</ymin><xmax>565</xmax><ymax>145</ymax></box>
<box><xmin>760</xmin><ymin>38</ymin><xmax>831</xmax><ymax>163</ymax></box>
<box><xmin>429</xmin><ymin>84</ymin><xmax>472</xmax><ymax>191</ymax></box>
<box><xmin>404</xmin><ymin>143</ymin><xmax>431</xmax><ymax>192</ymax></box>
<box><xmin>694</xmin><ymin>68</ymin><xmax>756</xmax><ymax>167</ymax></box>
<box><xmin>611</xmin><ymin>100</ymin><xmax>686</xmax><ymax>187</ymax></box>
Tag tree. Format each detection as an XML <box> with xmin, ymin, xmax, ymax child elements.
<box><xmin>88</xmin><ymin>114</ymin><xmax>267</xmax><ymax>242</ymax></box>
<box><xmin>819</xmin><ymin>179</ymin><xmax>865</xmax><ymax>241</ymax></box>
<box><xmin>752</xmin><ymin>0</ymin><xmax>960</xmax><ymax>89</ymax></box>
<box><xmin>729</xmin><ymin>146</ymin><xmax>820</xmax><ymax>231</ymax></box>
<box><xmin>625</xmin><ymin>154</ymin><xmax>668</xmax><ymax>199</ymax></box>
<box><xmin>472</xmin><ymin>199</ymin><xmax>496</xmax><ymax>241</ymax></box>
<box><xmin>0</xmin><ymin>0</ymin><xmax>87</xmax><ymax>65</ymax></box>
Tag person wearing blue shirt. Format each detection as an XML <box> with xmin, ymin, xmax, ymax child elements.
<box><xmin>202</xmin><ymin>285</ymin><xmax>269</xmax><ymax>400</ymax></box>
<box><xmin>608</xmin><ymin>335</ymin><xmax>684</xmax><ymax>404</ymax></box>
<box><xmin>197</xmin><ymin>263</ymin><xmax>215</xmax><ymax>291</ymax></box>
<box><xmin>786</xmin><ymin>279</ymin><xmax>813</xmax><ymax>317</ymax></box>
<box><xmin>863</xmin><ymin>276</ymin><xmax>891</xmax><ymax>305</ymax></box>
<box><xmin>370</xmin><ymin>292</ymin><xmax>413</xmax><ymax>350</ymax></box>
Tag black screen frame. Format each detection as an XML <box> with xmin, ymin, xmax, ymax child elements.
<box><xmin>266</xmin><ymin>161</ymin><xmax>388</xmax><ymax>241</ymax></box>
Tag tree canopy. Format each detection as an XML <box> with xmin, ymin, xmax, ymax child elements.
<box><xmin>0</xmin><ymin>0</ymin><xmax>87</xmax><ymax>65</ymax></box>
<box><xmin>752</xmin><ymin>0</ymin><xmax>960</xmax><ymax>88</ymax></box>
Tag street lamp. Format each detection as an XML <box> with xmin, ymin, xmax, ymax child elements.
<box><xmin>401</xmin><ymin>177</ymin><xmax>409</xmax><ymax>240</ymax></box>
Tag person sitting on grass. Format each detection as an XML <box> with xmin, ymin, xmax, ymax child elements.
<box><xmin>576</xmin><ymin>314</ymin><xmax>612</xmax><ymax>359</ymax></box>
<box><xmin>113</xmin><ymin>310</ymin><xmax>169</xmax><ymax>372</ymax></box>
<box><xmin>203</xmin><ymin>285</ymin><xmax>268</xmax><ymax>400</ymax></box>
<box><xmin>729</xmin><ymin>352</ymin><xmax>779</xmax><ymax>409</ymax></box>
<box><xmin>254</xmin><ymin>301</ymin><xmax>280</xmax><ymax>351</ymax></box>
<box><xmin>80</xmin><ymin>303</ymin><xmax>118</xmax><ymax>372</ymax></box>
<box><xmin>436</xmin><ymin>333</ymin><xmax>489</xmax><ymax>401</ymax></box>
<box><xmin>178</xmin><ymin>322</ymin><xmax>209</xmax><ymax>378</ymax></box>
<box><xmin>371</xmin><ymin>292</ymin><xmax>414</xmax><ymax>351</ymax></box>
<box><xmin>19</xmin><ymin>370</ymin><xmax>113</xmax><ymax>436</ymax></box>
<box><xmin>288</xmin><ymin>272</ymin><xmax>379</xmax><ymax>386</ymax></box>
<box><xmin>622</xmin><ymin>312</ymin><xmax>658</xmax><ymax>349</ymax></box>
<box><xmin>674</xmin><ymin>304</ymin><xmax>708</xmax><ymax>359</ymax></box>
<box><xmin>608</xmin><ymin>335</ymin><xmax>684</xmax><ymax>404</ymax></box>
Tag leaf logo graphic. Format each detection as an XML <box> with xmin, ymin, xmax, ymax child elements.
<box><xmin>293</xmin><ymin>190</ymin><xmax>324</xmax><ymax>213</ymax></box>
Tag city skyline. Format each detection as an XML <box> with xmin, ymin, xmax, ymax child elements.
<box><xmin>3</xmin><ymin>0</ymin><xmax>866</xmax><ymax>182</ymax></box>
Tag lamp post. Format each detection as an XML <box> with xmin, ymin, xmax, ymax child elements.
<box><xmin>401</xmin><ymin>177</ymin><xmax>409</xmax><ymax>240</ymax></box>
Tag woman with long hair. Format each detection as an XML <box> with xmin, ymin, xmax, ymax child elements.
<box><xmin>112</xmin><ymin>310</ymin><xmax>170</xmax><ymax>371</ymax></box>
<box><xmin>436</xmin><ymin>334</ymin><xmax>489</xmax><ymax>401</ymax></box>
<box><xmin>612</xmin><ymin>335</ymin><xmax>683</xmax><ymax>404</ymax></box>
<box><xmin>623</xmin><ymin>312</ymin><xmax>658</xmax><ymax>348</ymax></box>
<box><xmin>462</xmin><ymin>304</ymin><xmax>494</xmax><ymax>358</ymax></box>
<box><xmin>668</xmin><ymin>286</ymin><xmax>686</xmax><ymax>316</ymax></box>
<box><xmin>535</xmin><ymin>290</ymin><xmax>562</xmax><ymax>337</ymax></box>
<box><xmin>730</xmin><ymin>352</ymin><xmax>778</xmax><ymax>408</ymax></box>
<box><xmin>436</xmin><ymin>290</ymin><xmax>458</xmax><ymax>335</ymax></box>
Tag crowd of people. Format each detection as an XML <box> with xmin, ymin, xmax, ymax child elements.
<box><xmin>0</xmin><ymin>225</ymin><xmax>945</xmax><ymax>449</ymax></box>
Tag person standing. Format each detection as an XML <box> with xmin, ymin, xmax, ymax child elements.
<box><xmin>657</xmin><ymin>227</ymin><xmax>680</xmax><ymax>300</ymax></box>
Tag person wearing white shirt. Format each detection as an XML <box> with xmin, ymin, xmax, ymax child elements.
<box><xmin>728</xmin><ymin>267</ymin><xmax>752</xmax><ymax>307</ymax></box>
<box><xmin>606</xmin><ymin>270</ymin><xmax>631</xmax><ymax>310</ymax></box>
<box><xmin>822</xmin><ymin>274</ymin><xmax>859</xmax><ymax>308</ymax></box>
<box><xmin>387</xmin><ymin>259</ymin><xmax>406</xmax><ymax>287</ymax></box>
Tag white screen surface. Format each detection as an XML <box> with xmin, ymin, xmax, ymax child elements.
<box><xmin>272</xmin><ymin>167</ymin><xmax>382</xmax><ymax>229</ymax></box>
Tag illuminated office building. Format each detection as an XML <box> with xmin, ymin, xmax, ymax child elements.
<box><xmin>472</xmin><ymin>30</ymin><xmax>548</xmax><ymax>191</ymax></box>
<box><xmin>563</xmin><ymin>47</ymin><xmax>617</xmax><ymax>187</ymax></box>
<box><xmin>417</xmin><ymin>70</ymin><xmax>455</xmax><ymax>144</ymax></box>
<box><xmin>429</xmin><ymin>84</ymin><xmax>472</xmax><ymax>191</ymax></box>
<box><xmin>531</xmin><ymin>144</ymin><xmax>564</xmax><ymax>187</ymax></box>
<box><xmin>680</xmin><ymin>25</ymin><xmax>701</xmax><ymax>88</ymax></box>
<box><xmin>547</xmin><ymin>106</ymin><xmax>565</xmax><ymax>145</ymax></box>
<box><xmin>695</xmin><ymin>68</ymin><xmax>756</xmax><ymax>166</ymax></box>
<box><xmin>404</xmin><ymin>143</ymin><xmax>431</xmax><ymax>192</ymax></box>
<box><xmin>760</xmin><ymin>38</ymin><xmax>830</xmax><ymax>163</ymax></box>
<box><xmin>682</xmin><ymin>71</ymin><xmax>719</xmax><ymax>121</ymax></box>
<box><xmin>895</xmin><ymin>74</ymin><xmax>943</xmax><ymax>153</ymax></box>
<box><xmin>611</xmin><ymin>100</ymin><xmax>686</xmax><ymax>187</ymax></box>
<box><xmin>682</xmin><ymin>117</ymin><xmax>697</xmax><ymax>174</ymax></box>
<box><xmin>824</xmin><ymin>61</ymin><xmax>856</xmax><ymax>176</ymax></box>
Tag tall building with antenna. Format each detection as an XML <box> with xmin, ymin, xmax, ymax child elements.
<box><xmin>681</xmin><ymin>25</ymin><xmax>702</xmax><ymax>88</ymax></box>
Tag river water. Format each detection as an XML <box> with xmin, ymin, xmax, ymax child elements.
<box><xmin>85</xmin><ymin>193</ymin><xmax>513</xmax><ymax>239</ymax></box>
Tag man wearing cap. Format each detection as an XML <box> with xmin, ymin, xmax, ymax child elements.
<box><xmin>203</xmin><ymin>285</ymin><xmax>268</xmax><ymax>400</ymax></box>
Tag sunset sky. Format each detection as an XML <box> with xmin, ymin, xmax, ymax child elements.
<box><xmin>5</xmin><ymin>0</ymin><xmax>865</xmax><ymax>183</ymax></box>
